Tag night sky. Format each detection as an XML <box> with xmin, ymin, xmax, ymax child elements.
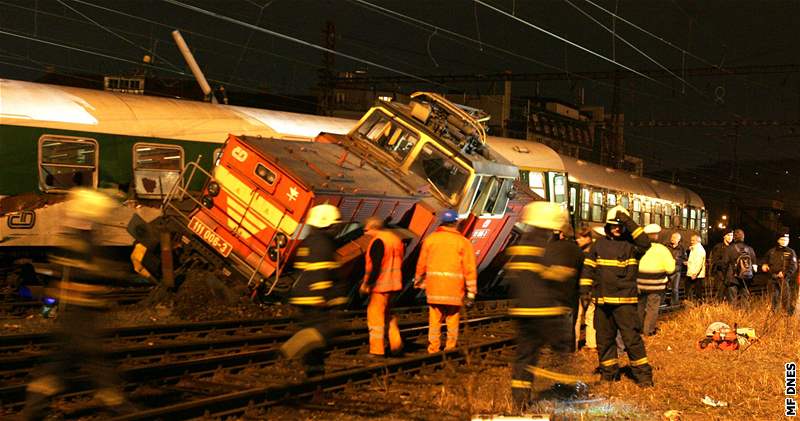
<box><xmin>2</xmin><ymin>0</ymin><xmax>800</xmax><ymax>186</ymax></box>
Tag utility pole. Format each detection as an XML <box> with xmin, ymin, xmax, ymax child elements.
<box><xmin>318</xmin><ymin>21</ymin><xmax>336</xmax><ymax>116</ymax></box>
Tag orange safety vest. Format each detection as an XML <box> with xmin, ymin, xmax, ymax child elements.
<box><xmin>415</xmin><ymin>226</ymin><xmax>478</xmax><ymax>306</ymax></box>
<box><xmin>364</xmin><ymin>230</ymin><xmax>404</xmax><ymax>293</ymax></box>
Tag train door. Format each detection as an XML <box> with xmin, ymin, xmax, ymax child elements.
<box><xmin>568</xmin><ymin>183</ymin><xmax>579</xmax><ymax>228</ymax></box>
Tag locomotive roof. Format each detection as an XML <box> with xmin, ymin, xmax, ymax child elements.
<box><xmin>238</xmin><ymin>136</ymin><xmax>416</xmax><ymax>197</ymax></box>
<box><xmin>0</xmin><ymin>79</ymin><xmax>355</xmax><ymax>142</ymax></box>
<box><xmin>488</xmin><ymin>137</ymin><xmax>705</xmax><ymax>208</ymax></box>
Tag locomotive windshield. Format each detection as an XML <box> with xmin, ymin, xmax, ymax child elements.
<box><xmin>408</xmin><ymin>143</ymin><xmax>470</xmax><ymax>205</ymax></box>
<box><xmin>356</xmin><ymin>111</ymin><xmax>420</xmax><ymax>161</ymax></box>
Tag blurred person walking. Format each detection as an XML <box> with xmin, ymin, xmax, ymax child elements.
<box><xmin>761</xmin><ymin>229</ymin><xmax>797</xmax><ymax>315</ymax></box>
<box><xmin>685</xmin><ymin>234</ymin><xmax>707</xmax><ymax>301</ymax></box>
<box><xmin>506</xmin><ymin>202</ymin><xmax>586</xmax><ymax>410</ymax></box>
<box><xmin>360</xmin><ymin>217</ymin><xmax>404</xmax><ymax>357</ymax></box>
<box><xmin>580</xmin><ymin>206</ymin><xmax>653</xmax><ymax>387</ymax></box>
<box><xmin>573</xmin><ymin>225</ymin><xmax>596</xmax><ymax>352</ymax></box>
<box><xmin>636</xmin><ymin>224</ymin><xmax>676</xmax><ymax>336</ymax></box>
<box><xmin>414</xmin><ymin>209</ymin><xmax>477</xmax><ymax>353</ymax></box>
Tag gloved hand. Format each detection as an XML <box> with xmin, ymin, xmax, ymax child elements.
<box><xmin>463</xmin><ymin>292</ymin><xmax>476</xmax><ymax>309</ymax></box>
<box><xmin>580</xmin><ymin>293</ymin><xmax>592</xmax><ymax>310</ymax></box>
<box><xmin>359</xmin><ymin>281</ymin><xmax>371</xmax><ymax>296</ymax></box>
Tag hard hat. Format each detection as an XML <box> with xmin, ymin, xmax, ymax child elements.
<box><xmin>439</xmin><ymin>209</ymin><xmax>458</xmax><ymax>223</ymax></box>
<box><xmin>605</xmin><ymin>205</ymin><xmax>630</xmax><ymax>225</ymax></box>
<box><xmin>705</xmin><ymin>321</ymin><xmax>731</xmax><ymax>337</ymax></box>
<box><xmin>65</xmin><ymin>188</ymin><xmax>118</xmax><ymax>221</ymax></box>
<box><xmin>306</xmin><ymin>204</ymin><xmax>342</xmax><ymax>228</ymax></box>
<box><xmin>520</xmin><ymin>202</ymin><xmax>568</xmax><ymax>231</ymax></box>
<box><xmin>643</xmin><ymin>224</ymin><xmax>662</xmax><ymax>234</ymax></box>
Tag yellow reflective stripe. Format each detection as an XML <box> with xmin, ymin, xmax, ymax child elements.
<box><xmin>327</xmin><ymin>296</ymin><xmax>348</xmax><ymax>306</ymax></box>
<box><xmin>631</xmin><ymin>227</ymin><xmax>644</xmax><ymax>239</ymax></box>
<box><xmin>296</xmin><ymin>247</ymin><xmax>309</xmax><ymax>257</ymax></box>
<box><xmin>596</xmin><ymin>258</ymin><xmax>638</xmax><ymax>267</ymax></box>
<box><xmin>427</xmin><ymin>271</ymin><xmax>464</xmax><ymax>279</ymax></box>
<box><xmin>505</xmin><ymin>262</ymin><xmax>545</xmax><ymax>272</ymax></box>
<box><xmin>511</xmin><ymin>379</ymin><xmax>532</xmax><ymax>389</ymax></box>
<box><xmin>600</xmin><ymin>358</ymin><xmax>619</xmax><ymax>367</ymax></box>
<box><xmin>583</xmin><ymin>258</ymin><xmax>597</xmax><ymax>268</ymax></box>
<box><xmin>506</xmin><ymin>245</ymin><xmax>545</xmax><ymax>256</ymax></box>
<box><xmin>541</xmin><ymin>265</ymin><xmax>577</xmax><ymax>282</ymax></box>
<box><xmin>595</xmin><ymin>296</ymin><xmax>638</xmax><ymax>304</ymax></box>
<box><xmin>630</xmin><ymin>357</ymin><xmax>649</xmax><ymax>366</ymax></box>
<box><xmin>289</xmin><ymin>296</ymin><xmax>326</xmax><ymax>305</ymax></box>
<box><xmin>295</xmin><ymin>261</ymin><xmax>341</xmax><ymax>271</ymax></box>
<box><xmin>579</xmin><ymin>278</ymin><xmax>593</xmax><ymax>286</ymax></box>
<box><xmin>309</xmin><ymin>281</ymin><xmax>333</xmax><ymax>291</ymax></box>
<box><xmin>509</xmin><ymin>306</ymin><xmax>571</xmax><ymax>316</ymax></box>
<box><xmin>527</xmin><ymin>366</ymin><xmax>587</xmax><ymax>384</ymax></box>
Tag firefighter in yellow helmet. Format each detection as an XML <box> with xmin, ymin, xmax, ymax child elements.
<box><xmin>360</xmin><ymin>216</ymin><xmax>404</xmax><ymax>357</ymax></box>
<box><xmin>22</xmin><ymin>188</ymin><xmax>133</xmax><ymax>419</ymax></box>
<box><xmin>506</xmin><ymin>202</ymin><xmax>587</xmax><ymax>410</ymax></box>
<box><xmin>281</xmin><ymin>204</ymin><xmax>348</xmax><ymax>377</ymax></box>
<box><xmin>580</xmin><ymin>205</ymin><xmax>653</xmax><ymax>387</ymax></box>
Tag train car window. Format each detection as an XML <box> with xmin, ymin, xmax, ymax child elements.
<box><xmin>643</xmin><ymin>201</ymin><xmax>652</xmax><ymax>225</ymax></box>
<box><xmin>580</xmin><ymin>188</ymin><xmax>590</xmax><ymax>221</ymax></box>
<box><xmin>528</xmin><ymin>171</ymin><xmax>546</xmax><ymax>199</ymax></box>
<box><xmin>409</xmin><ymin>143</ymin><xmax>470</xmax><ymax>205</ymax></box>
<box><xmin>681</xmin><ymin>207</ymin><xmax>688</xmax><ymax>228</ymax></box>
<box><xmin>134</xmin><ymin>144</ymin><xmax>184</xmax><ymax>171</ymax></box>
<box><xmin>620</xmin><ymin>195</ymin><xmax>630</xmax><ymax>210</ymax></box>
<box><xmin>654</xmin><ymin>203</ymin><xmax>663</xmax><ymax>226</ymax></box>
<box><xmin>663</xmin><ymin>205</ymin><xmax>672</xmax><ymax>228</ymax></box>
<box><xmin>632</xmin><ymin>198</ymin><xmax>642</xmax><ymax>224</ymax></box>
<box><xmin>591</xmin><ymin>191</ymin><xmax>603</xmax><ymax>222</ymax></box>
<box><xmin>569</xmin><ymin>186</ymin><xmax>577</xmax><ymax>215</ymax></box>
<box><xmin>689</xmin><ymin>208</ymin><xmax>697</xmax><ymax>230</ymax></box>
<box><xmin>39</xmin><ymin>136</ymin><xmax>98</xmax><ymax>191</ymax></box>
<box><xmin>213</xmin><ymin>148</ymin><xmax>222</xmax><ymax>166</ymax></box>
<box><xmin>607</xmin><ymin>193</ymin><xmax>617</xmax><ymax>206</ymax></box>
<box><xmin>550</xmin><ymin>173</ymin><xmax>567</xmax><ymax>204</ymax></box>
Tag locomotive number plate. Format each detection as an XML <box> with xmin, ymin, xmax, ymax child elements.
<box><xmin>188</xmin><ymin>217</ymin><xmax>233</xmax><ymax>257</ymax></box>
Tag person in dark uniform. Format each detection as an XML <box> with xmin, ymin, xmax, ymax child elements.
<box><xmin>709</xmin><ymin>230</ymin><xmax>734</xmax><ymax>301</ymax></box>
<box><xmin>280</xmin><ymin>204</ymin><xmax>349</xmax><ymax>377</ymax></box>
<box><xmin>22</xmin><ymin>188</ymin><xmax>132</xmax><ymax>420</ymax></box>
<box><xmin>761</xmin><ymin>230</ymin><xmax>798</xmax><ymax>315</ymax></box>
<box><xmin>580</xmin><ymin>205</ymin><xmax>653</xmax><ymax>387</ymax></box>
<box><xmin>720</xmin><ymin>229</ymin><xmax>757</xmax><ymax>306</ymax></box>
<box><xmin>506</xmin><ymin>202</ymin><xmax>586</xmax><ymax>410</ymax></box>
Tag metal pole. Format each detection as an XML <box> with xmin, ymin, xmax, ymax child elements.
<box><xmin>172</xmin><ymin>30</ymin><xmax>217</xmax><ymax>104</ymax></box>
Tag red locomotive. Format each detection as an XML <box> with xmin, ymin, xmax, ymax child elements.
<box><xmin>129</xmin><ymin>93</ymin><xmax>533</xmax><ymax>301</ymax></box>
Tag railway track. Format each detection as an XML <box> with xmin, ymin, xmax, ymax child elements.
<box><xmin>0</xmin><ymin>288</ymin><xmax>152</xmax><ymax>318</ymax></box>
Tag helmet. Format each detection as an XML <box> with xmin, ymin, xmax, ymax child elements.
<box><xmin>66</xmin><ymin>188</ymin><xmax>117</xmax><ymax>221</ymax></box>
<box><xmin>306</xmin><ymin>204</ymin><xmax>341</xmax><ymax>228</ymax></box>
<box><xmin>705</xmin><ymin>321</ymin><xmax>731</xmax><ymax>337</ymax></box>
<box><xmin>439</xmin><ymin>209</ymin><xmax>458</xmax><ymax>223</ymax></box>
<box><xmin>643</xmin><ymin>224</ymin><xmax>662</xmax><ymax>235</ymax></box>
<box><xmin>520</xmin><ymin>202</ymin><xmax>568</xmax><ymax>231</ymax></box>
<box><xmin>605</xmin><ymin>205</ymin><xmax>630</xmax><ymax>225</ymax></box>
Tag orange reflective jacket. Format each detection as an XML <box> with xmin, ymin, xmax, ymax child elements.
<box><xmin>364</xmin><ymin>230</ymin><xmax>404</xmax><ymax>293</ymax></box>
<box><xmin>415</xmin><ymin>226</ymin><xmax>477</xmax><ymax>306</ymax></box>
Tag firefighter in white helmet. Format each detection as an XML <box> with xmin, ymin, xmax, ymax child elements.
<box><xmin>23</xmin><ymin>188</ymin><xmax>133</xmax><ymax>419</ymax></box>
<box><xmin>580</xmin><ymin>205</ymin><xmax>653</xmax><ymax>387</ymax></box>
<box><xmin>281</xmin><ymin>204</ymin><xmax>349</xmax><ymax>377</ymax></box>
<box><xmin>506</xmin><ymin>202</ymin><xmax>587</xmax><ymax>410</ymax></box>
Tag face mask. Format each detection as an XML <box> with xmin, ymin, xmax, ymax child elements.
<box><xmin>778</xmin><ymin>237</ymin><xmax>789</xmax><ymax>247</ymax></box>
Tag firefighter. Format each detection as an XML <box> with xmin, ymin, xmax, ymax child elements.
<box><xmin>580</xmin><ymin>205</ymin><xmax>653</xmax><ymax>387</ymax></box>
<box><xmin>360</xmin><ymin>216</ymin><xmax>404</xmax><ymax>357</ymax></box>
<box><xmin>506</xmin><ymin>202</ymin><xmax>586</xmax><ymax>410</ymax></box>
<box><xmin>414</xmin><ymin>209</ymin><xmax>477</xmax><ymax>353</ymax></box>
<box><xmin>636</xmin><ymin>224</ymin><xmax>676</xmax><ymax>336</ymax></box>
<box><xmin>22</xmin><ymin>188</ymin><xmax>132</xmax><ymax>420</ymax></box>
<box><xmin>280</xmin><ymin>204</ymin><xmax>348</xmax><ymax>377</ymax></box>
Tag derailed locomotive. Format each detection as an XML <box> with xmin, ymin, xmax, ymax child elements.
<box><xmin>129</xmin><ymin>93</ymin><xmax>530</xmax><ymax>301</ymax></box>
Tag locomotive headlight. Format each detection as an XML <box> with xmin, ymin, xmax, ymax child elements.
<box><xmin>507</xmin><ymin>188</ymin><xmax>517</xmax><ymax>199</ymax></box>
<box><xmin>207</xmin><ymin>181</ymin><xmax>220</xmax><ymax>197</ymax></box>
<box><xmin>201</xmin><ymin>196</ymin><xmax>214</xmax><ymax>209</ymax></box>
<box><xmin>267</xmin><ymin>246</ymin><xmax>278</xmax><ymax>261</ymax></box>
<box><xmin>274</xmin><ymin>232</ymin><xmax>288</xmax><ymax>248</ymax></box>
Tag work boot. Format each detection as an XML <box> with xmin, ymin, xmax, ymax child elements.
<box><xmin>636</xmin><ymin>378</ymin><xmax>654</xmax><ymax>388</ymax></box>
<box><xmin>550</xmin><ymin>382</ymin><xmax>590</xmax><ymax>401</ymax></box>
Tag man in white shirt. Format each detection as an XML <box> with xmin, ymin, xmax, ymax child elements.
<box><xmin>686</xmin><ymin>234</ymin><xmax>706</xmax><ymax>301</ymax></box>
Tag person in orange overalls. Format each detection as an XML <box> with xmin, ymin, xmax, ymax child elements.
<box><xmin>414</xmin><ymin>209</ymin><xmax>477</xmax><ymax>353</ymax></box>
<box><xmin>360</xmin><ymin>217</ymin><xmax>404</xmax><ymax>357</ymax></box>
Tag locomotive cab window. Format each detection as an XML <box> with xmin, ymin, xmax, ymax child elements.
<box><xmin>39</xmin><ymin>136</ymin><xmax>98</xmax><ymax>191</ymax></box>
<box><xmin>408</xmin><ymin>143</ymin><xmax>469</xmax><ymax>205</ymax></box>
<box><xmin>469</xmin><ymin>176</ymin><xmax>513</xmax><ymax>217</ymax></box>
<box><xmin>356</xmin><ymin>110</ymin><xmax>419</xmax><ymax>161</ymax></box>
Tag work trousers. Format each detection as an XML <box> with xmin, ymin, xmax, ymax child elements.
<box><xmin>574</xmin><ymin>301</ymin><xmax>596</xmax><ymax>350</ymax></box>
<box><xmin>511</xmin><ymin>317</ymin><xmax>580</xmax><ymax>406</ymax></box>
<box><xmin>595</xmin><ymin>303</ymin><xmax>653</xmax><ymax>383</ymax></box>
<box><xmin>637</xmin><ymin>290</ymin><xmax>663</xmax><ymax>336</ymax></box>
<box><xmin>367</xmin><ymin>291</ymin><xmax>403</xmax><ymax>355</ymax></box>
<box><xmin>23</xmin><ymin>304</ymin><xmax>122</xmax><ymax>420</ymax></box>
<box><xmin>667</xmin><ymin>272</ymin><xmax>682</xmax><ymax>305</ymax></box>
<box><xmin>283</xmin><ymin>305</ymin><xmax>342</xmax><ymax>377</ymax></box>
<box><xmin>428</xmin><ymin>304</ymin><xmax>461</xmax><ymax>353</ymax></box>
<box><xmin>685</xmin><ymin>277</ymin><xmax>703</xmax><ymax>301</ymax></box>
<box><xmin>725</xmin><ymin>277</ymin><xmax>751</xmax><ymax>306</ymax></box>
<box><xmin>768</xmin><ymin>276</ymin><xmax>797</xmax><ymax>315</ymax></box>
